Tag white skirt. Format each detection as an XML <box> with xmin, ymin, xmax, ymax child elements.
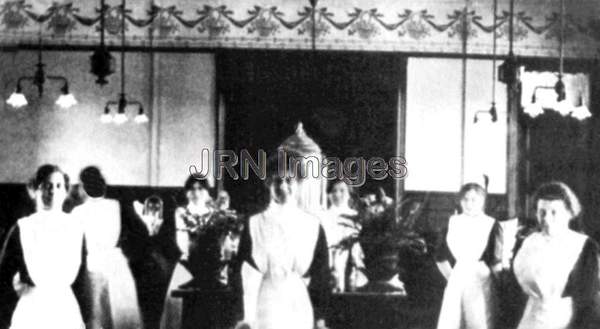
<box><xmin>517</xmin><ymin>297</ymin><xmax>573</xmax><ymax>329</ymax></box>
<box><xmin>256</xmin><ymin>273</ymin><xmax>313</xmax><ymax>329</ymax></box>
<box><xmin>11</xmin><ymin>286</ymin><xmax>84</xmax><ymax>329</ymax></box>
<box><xmin>86</xmin><ymin>248</ymin><xmax>143</xmax><ymax>329</ymax></box>
<box><xmin>437</xmin><ymin>261</ymin><xmax>495</xmax><ymax>329</ymax></box>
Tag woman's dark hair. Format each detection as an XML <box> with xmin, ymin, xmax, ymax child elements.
<box><xmin>327</xmin><ymin>178</ymin><xmax>356</xmax><ymax>208</ymax></box>
<box><xmin>184</xmin><ymin>175</ymin><xmax>211</xmax><ymax>192</ymax></box>
<box><xmin>533</xmin><ymin>181</ymin><xmax>581</xmax><ymax>218</ymax></box>
<box><xmin>80</xmin><ymin>166</ymin><xmax>106</xmax><ymax>198</ymax></box>
<box><xmin>456</xmin><ymin>183</ymin><xmax>486</xmax><ymax>212</ymax></box>
<box><xmin>34</xmin><ymin>164</ymin><xmax>69</xmax><ymax>191</ymax></box>
<box><xmin>144</xmin><ymin>195</ymin><xmax>164</xmax><ymax>218</ymax></box>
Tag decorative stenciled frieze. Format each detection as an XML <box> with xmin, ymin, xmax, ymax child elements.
<box><xmin>0</xmin><ymin>0</ymin><xmax>598</xmax><ymax>58</ymax></box>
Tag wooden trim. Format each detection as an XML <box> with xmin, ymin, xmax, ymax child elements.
<box><xmin>6</xmin><ymin>43</ymin><xmax>598</xmax><ymax>63</ymax></box>
<box><xmin>395</xmin><ymin>57</ymin><xmax>408</xmax><ymax>201</ymax></box>
<box><xmin>506</xmin><ymin>78</ymin><xmax>522</xmax><ymax>219</ymax></box>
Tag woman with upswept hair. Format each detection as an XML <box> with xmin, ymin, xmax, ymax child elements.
<box><xmin>235</xmin><ymin>155</ymin><xmax>330</xmax><ymax>329</ymax></box>
<box><xmin>0</xmin><ymin>164</ymin><xmax>85</xmax><ymax>329</ymax></box>
<box><xmin>72</xmin><ymin>166</ymin><xmax>142</xmax><ymax>329</ymax></box>
<box><xmin>511</xmin><ymin>181</ymin><xmax>600</xmax><ymax>329</ymax></box>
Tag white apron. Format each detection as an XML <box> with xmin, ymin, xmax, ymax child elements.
<box><xmin>11</xmin><ymin>211</ymin><xmax>84</xmax><ymax>329</ymax></box>
<box><xmin>242</xmin><ymin>203</ymin><xmax>320</xmax><ymax>329</ymax></box>
<box><xmin>437</xmin><ymin>214</ymin><xmax>496</xmax><ymax>329</ymax></box>
<box><xmin>73</xmin><ymin>198</ymin><xmax>143</xmax><ymax>329</ymax></box>
<box><xmin>513</xmin><ymin>231</ymin><xmax>586</xmax><ymax>329</ymax></box>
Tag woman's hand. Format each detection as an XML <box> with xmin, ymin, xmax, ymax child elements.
<box><xmin>315</xmin><ymin>319</ymin><xmax>328</xmax><ymax>329</ymax></box>
<box><xmin>150</xmin><ymin>217</ymin><xmax>164</xmax><ymax>236</ymax></box>
<box><xmin>436</xmin><ymin>260</ymin><xmax>453</xmax><ymax>281</ymax></box>
<box><xmin>133</xmin><ymin>200</ymin><xmax>144</xmax><ymax>218</ymax></box>
<box><xmin>12</xmin><ymin>273</ymin><xmax>32</xmax><ymax>297</ymax></box>
<box><xmin>234</xmin><ymin>321</ymin><xmax>251</xmax><ymax>329</ymax></box>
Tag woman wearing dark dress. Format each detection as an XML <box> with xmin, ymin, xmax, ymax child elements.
<box><xmin>131</xmin><ymin>195</ymin><xmax>177</xmax><ymax>329</ymax></box>
<box><xmin>159</xmin><ymin>176</ymin><xmax>213</xmax><ymax>329</ymax></box>
<box><xmin>510</xmin><ymin>182</ymin><xmax>600</xmax><ymax>329</ymax></box>
<box><xmin>0</xmin><ymin>164</ymin><xmax>85</xmax><ymax>329</ymax></box>
<box><xmin>235</xmin><ymin>157</ymin><xmax>330</xmax><ymax>329</ymax></box>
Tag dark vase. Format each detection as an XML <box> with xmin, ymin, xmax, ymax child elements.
<box><xmin>357</xmin><ymin>242</ymin><xmax>405</xmax><ymax>294</ymax></box>
<box><xmin>184</xmin><ymin>228</ymin><xmax>232</xmax><ymax>290</ymax></box>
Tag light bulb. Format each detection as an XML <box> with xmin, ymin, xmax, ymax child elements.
<box><xmin>554</xmin><ymin>99</ymin><xmax>573</xmax><ymax>116</ymax></box>
<box><xmin>55</xmin><ymin>93</ymin><xmax>77</xmax><ymax>109</ymax></box>
<box><xmin>524</xmin><ymin>101</ymin><xmax>543</xmax><ymax>118</ymax></box>
<box><xmin>113</xmin><ymin>112</ymin><xmax>128</xmax><ymax>125</ymax></box>
<box><xmin>6</xmin><ymin>92</ymin><xmax>28</xmax><ymax>108</ymax></box>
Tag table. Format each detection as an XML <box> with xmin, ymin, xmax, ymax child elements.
<box><xmin>173</xmin><ymin>289</ymin><xmax>438</xmax><ymax>329</ymax></box>
<box><xmin>172</xmin><ymin>288</ymin><xmax>238</xmax><ymax>329</ymax></box>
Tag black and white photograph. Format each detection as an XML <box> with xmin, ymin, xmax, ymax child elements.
<box><xmin>1</xmin><ymin>0</ymin><xmax>600</xmax><ymax>329</ymax></box>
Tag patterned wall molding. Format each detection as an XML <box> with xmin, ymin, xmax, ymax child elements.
<box><xmin>0</xmin><ymin>0</ymin><xmax>599</xmax><ymax>58</ymax></box>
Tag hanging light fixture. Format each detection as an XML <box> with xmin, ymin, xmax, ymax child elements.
<box><xmin>6</xmin><ymin>37</ymin><xmax>77</xmax><ymax>109</ymax></box>
<box><xmin>90</xmin><ymin>0</ymin><xmax>115</xmax><ymax>86</ymax></box>
<box><xmin>474</xmin><ymin>0</ymin><xmax>499</xmax><ymax>123</ymax></box>
<box><xmin>523</xmin><ymin>0</ymin><xmax>591</xmax><ymax>120</ymax></box>
<box><xmin>102</xmin><ymin>0</ymin><xmax>147</xmax><ymax>124</ymax></box>
<box><xmin>498</xmin><ymin>0</ymin><xmax>518</xmax><ymax>85</ymax></box>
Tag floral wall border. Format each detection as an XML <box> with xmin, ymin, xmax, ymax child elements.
<box><xmin>0</xmin><ymin>0</ymin><xmax>599</xmax><ymax>58</ymax></box>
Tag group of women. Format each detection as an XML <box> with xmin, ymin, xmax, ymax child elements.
<box><xmin>0</xmin><ymin>160</ymin><xmax>599</xmax><ymax>329</ymax></box>
<box><xmin>0</xmin><ymin>164</ymin><xmax>220</xmax><ymax>329</ymax></box>
<box><xmin>437</xmin><ymin>181</ymin><xmax>600</xmax><ymax>329</ymax></box>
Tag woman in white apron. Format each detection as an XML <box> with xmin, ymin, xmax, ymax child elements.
<box><xmin>159</xmin><ymin>176</ymin><xmax>212</xmax><ymax>329</ymax></box>
<box><xmin>436</xmin><ymin>183</ymin><xmax>502</xmax><ymax>329</ymax></box>
<box><xmin>512</xmin><ymin>181</ymin><xmax>599</xmax><ymax>329</ymax></box>
<box><xmin>235</xmin><ymin>159</ymin><xmax>330</xmax><ymax>329</ymax></box>
<box><xmin>72</xmin><ymin>166</ymin><xmax>142</xmax><ymax>329</ymax></box>
<box><xmin>0</xmin><ymin>164</ymin><xmax>85</xmax><ymax>329</ymax></box>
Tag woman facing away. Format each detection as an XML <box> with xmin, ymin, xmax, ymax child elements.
<box><xmin>71</xmin><ymin>166</ymin><xmax>143</xmax><ymax>329</ymax></box>
<box><xmin>0</xmin><ymin>164</ymin><xmax>85</xmax><ymax>329</ymax></box>
<box><xmin>511</xmin><ymin>181</ymin><xmax>600</xmax><ymax>329</ymax></box>
<box><xmin>436</xmin><ymin>183</ymin><xmax>502</xmax><ymax>329</ymax></box>
<box><xmin>235</xmin><ymin>157</ymin><xmax>330</xmax><ymax>329</ymax></box>
<box><xmin>159</xmin><ymin>176</ymin><xmax>212</xmax><ymax>329</ymax></box>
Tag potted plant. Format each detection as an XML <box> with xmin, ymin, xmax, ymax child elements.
<box><xmin>180</xmin><ymin>192</ymin><xmax>243</xmax><ymax>290</ymax></box>
<box><xmin>336</xmin><ymin>188</ymin><xmax>428</xmax><ymax>294</ymax></box>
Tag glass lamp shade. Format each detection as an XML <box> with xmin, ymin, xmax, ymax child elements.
<box><xmin>524</xmin><ymin>102</ymin><xmax>544</xmax><ymax>118</ymax></box>
<box><xmin>554</xmin><ymin>100</ymin><xmax>573</xmax><ymax>116</ymax></box>
<box><xmin>113</xmin><ymin>112</ymin><xmax>128</xmax><ymax>125</ymax></box>
<box><xmin>134</xmin><ymin>112</ymin><xmax>149</xmax><ymax>124</ymax></box>
<box><xmin>571</xmin><ymin>103</ymin><xmax>592</xmax><ymax>120</ymax></box>
<box><xmin>100</xmin><ymin>113</ymin><xmax>113</xmax><ymax>123</ymax></box>
<box><xmin>55</xmin><ymin>93</ymin><xmax>77</xmax><ymax>109</ymax></box>
<box><xmin>6</xmin><ymin>92</ymin><xmax>28</xmax><ymax>108</ymax></box>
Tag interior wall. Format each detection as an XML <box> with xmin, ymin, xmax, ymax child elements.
<box><xmin>0</xmin><ymin>50</ymin><xmax>215</xmax><ymax>186</ymax></box>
